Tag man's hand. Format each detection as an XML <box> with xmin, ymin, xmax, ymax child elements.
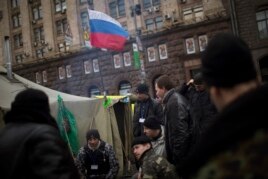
<box><xmin>187</xmin><ymin>79</ymin><xmax>194</xmax><ymax>86</ymax></box>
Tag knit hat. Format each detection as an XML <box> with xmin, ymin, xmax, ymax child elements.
<box><xmin>135</xmin><ymin>83</ymin><xmax>149</xmax><ymax>94</ymax></box>
<box><xmin>131</xmin><ymin>136</ymin><xmax>151</xmax><ymax>148</ymax></box>
<box><xmin>86</xmin><ymin>129</ymin><xmax>100</xmax><ymax>140</ymax></box>
<box><xmin>201</xmin><ymin>33</ymin><xmax>257</xmax><ymax>88</ymax></box>
<box><xmin>4</xmin><ymin>88</ymin><xmax>58</xmax><ymax>128</ymax></box>
<box><xmin>143</xmin><ymin>116</ymin><xmax>161</xmax><ymax>130</ymax></box>
<box><xmin>11</xmin><ymin>88</ymin><xmax>50</xmax><ymax>114</ymax></box>
<box><xmin>193</xmin><ymin>72</ymin><xmax>204</xmax><ymax>85</ymax></box>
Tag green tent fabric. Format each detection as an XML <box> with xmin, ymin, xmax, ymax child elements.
<box><xmin>57</xmin><ymin>95</ymin><xmax>79</xmax><ymax>156</ymax></box>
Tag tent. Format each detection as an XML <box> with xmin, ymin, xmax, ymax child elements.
<box><xmin>0</xmin><ymin>66</ymin><xmax>133</xmax><ymax>177</ymax></box>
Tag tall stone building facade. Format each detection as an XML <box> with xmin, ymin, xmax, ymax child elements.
<box><xmin>0</xmin><ymin>0</ymin><xmax>267</xmax><ymax>97</ymax></box>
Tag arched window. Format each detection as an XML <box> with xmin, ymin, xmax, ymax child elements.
<box><xmin>88</xmin><ymin>85</ymin><xmax>101</xmax><ymax>97</ymax></box>
<box><xmin>119</xmin><ymin>81</ymin><xmax>131</xmax><ymax>95</ymax></box>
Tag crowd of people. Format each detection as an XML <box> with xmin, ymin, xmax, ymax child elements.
<box><xmin>0</xmin><ymin>33</ymin><xmax>268</xmax><ymax>179</ymax></box>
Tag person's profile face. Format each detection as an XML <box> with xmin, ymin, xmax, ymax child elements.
<box><xmin>155</xmin><ymin>83</ymin><xmax>165</xmax><ymax>99</ymax></box>
<box><xmin>132</xmin><ymin>143</ymin><xmax>150</xmax><ymax>160</ymax></box>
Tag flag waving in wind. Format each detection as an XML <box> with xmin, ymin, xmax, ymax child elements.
<box><xmin>89</xmin><ymin>9</ymin><xmax>129</xmax><ymax>51</ymax></box>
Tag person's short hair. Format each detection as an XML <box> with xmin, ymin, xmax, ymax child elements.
<box><xmin>131</xmin><ymin>136</ymin><xmax>151</xmax><ymax>148</ymax></box>
<box><xmin>86</xmin><ymin>129</ymin><xmax>100</xmax><ymax>140</ymax></box>
<box><xmin>155</xmin><ymin>75</ymin><xmax>174</xmax><ymax>90</ymax></box>
<box><xmin>193</xmin><ymin>72</ymin><xmax>204</xmax><ymax>85</ymax></box>
<box><xmin>201</xmin><ymin>33</ymin><xmax>257</xmax><ymax>88</ymax></box>
<box><xmin>143</xmin><ymin>116</ymin><xmax>161</xmax><ymax>130</ymax></box>
<box><xmin>135</xmin><ymin>83</ymin><xmax>149</xmax><ymax>94</ymax></box>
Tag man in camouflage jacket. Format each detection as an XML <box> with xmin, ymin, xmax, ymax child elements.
<box><xmin>132</xmin><ymin>136</ymin><xmax>178</xmax><ymax>179</ymax></box>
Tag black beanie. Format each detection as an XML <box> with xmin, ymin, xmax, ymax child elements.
<box><xmin>135</xmin><ymin>83</ymin><xmax>149</xmax><ymax>94</ymax></box>
<box><xmin>143</xmin><ymin>116</ymin><xmax>161</xmax><ymax>130</ymax></box>
<box><xmin>11</xmin><ymin>88</ymin><xmax>50</xmax><ymax>114</ymax></box>
<box><xmin>5</xmin><ymin>88</ymin><xmax>58</xmax><ymax>129</ymax></box>
<box><xmin>201</xmin><ymin>33</ymin><xmax>257</xmax><ymax>88</ymax></box>
<box><xmin>131</xmin><ymin>136</ymin><xmax>151</xmax><ymax>147</ymax></box>
<box><xmin>193</xmin><ymin>72</ymin><xmax>204</xmax><ymax>85</ymax></box>
<box><xmin>86</xmin><ymin>129</ymin><xmax>100</xmax><ymax>140</ymax></box>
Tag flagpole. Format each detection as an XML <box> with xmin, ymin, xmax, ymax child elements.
<box><xmin>129</xmin><ymin>0</ymin><xmax>146</xmax><ymax>83</ymax></box>
<box><xmin>86</xmin><ymin>2</ymin><xmax>106</xmax><ymax>96</ymax></box>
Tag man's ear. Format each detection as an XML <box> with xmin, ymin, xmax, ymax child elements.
<box><xmin>145</xmin><ymin>143</ymin><xmax>151</xmax><ymax>150</ymax></box>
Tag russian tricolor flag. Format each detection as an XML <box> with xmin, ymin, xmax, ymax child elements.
<box><xmin>89</xmin><ymin>10</ymin><xmax>129</xmax><ymax>51</ymax></box>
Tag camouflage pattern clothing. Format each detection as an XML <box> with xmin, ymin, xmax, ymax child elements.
<box><xmin>193</xmin><ymin>129</ymin><xmax>268</xmax><ymax>179</ymax></box>
<box><xmin>76</xmin><ymin>140</ymin><xmax>119</xmax><ymax>179</ymax></box>
<box><xmin>137</xmin><ymin>148</ymin><xmax>178</xmax><ymax>179</ymax></box>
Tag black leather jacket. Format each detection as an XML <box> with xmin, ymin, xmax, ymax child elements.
<box><xmin>162</xmin><ymin>89</ymin><xmax>191</xmax><ymax>167</ymax></box>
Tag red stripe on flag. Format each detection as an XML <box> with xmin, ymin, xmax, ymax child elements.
<box><xmin>90</xmin><ymin>32</ymin><xmax>127</xmax><ymax>51</ymax></box>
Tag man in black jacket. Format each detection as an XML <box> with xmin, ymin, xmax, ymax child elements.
<box><xmin>180</xmin><ymin>33</ymin><xmax>268</xmax><ymax>178</ymax></box>
<box><xmin>133</xmin><ymin>83</ymin><xmax>163</xmax><ymax>137</ymax></box>
<box><xmin>179</xmin><ymin>72</ymin><xmax>217</xmax><ymax>153</ymax></box>
<box><xmin>0</xmin><ymin>88</ymin><xmax>79</xmax><ymax>179</ymax></box>
<box><xmin>155</xmin><ymin>75</ymin><xmax>191</xmax><ymax>169</ymax></box>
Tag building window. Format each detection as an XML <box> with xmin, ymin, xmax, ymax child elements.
<box><xmin>34</xmin><ymin>27</ymin><xmax>44</xmax><ymax>42</ymax></box>
<box><xmin>256</xmin><ymin>9</ymin><xmax>268</xmax><ymax>39</ymax></box>
<box><xmin>194</xmin><ymin>6</ymin><xmax>204</xmax><ymax>22</ymax></box>
<box><xmin>109</xmin><ymin>0</ymin><xmax>125</xmax><ymax>18</ymax></box>
<box><xmin>81</xmin><ymin>12</ymin><xmax>89</xmax><ymax>30</ymax></box>
<box><xmin>145</xmin><ymin>17</ymin><xmax>163</xmax><ymax>31</ymax></box>
<box><xmin>109</xmin><ymin>2</ymin><xmax>117</xmax><ymax>18</ymax></box>
<box><xmin>14</xmin><ymin>33</ymin><xmax>23</xmax><ymax>48</ymax></box>
<box><xmin>12</xmin><ymin>13</ymin><xmax>22</xmax><ymax>28</ymax></box>
<box><xmin>56</xmin><ymin>18</ymin><xmax>68</xmax><ymax>35</ymax></box>
<box><xmin>88</xmin><ymin>85</ymin><xmax>101</xmax><ymax>97</ymax></box>
<box><xmin>145</xmin><ymin>19</ymin><xmax>154</xmax><ymax>30</ymax></box>
<box><xmin>36</xmin><ymin>48</ymin><xmax>45</xmax><ymax>58</ymax></box>
<box><xmin>55</xmin><ymin>0</ymin><xmax>67</xmax><ymax>13</ymax></box>
<box><xmin>32</xmin><ymin>5</ymin><xmax>43</xmax><ymax>20</ymax></box>
<box><xmin>183</xmin><ymin>6</ymin><xmax>204</xmax><ymax>22</ymax></box>
<box><xmin>143</xmin><ymin>0</ymin><xmax>151</xmax><ymax>9</ymax></box>
<box><xmin>155</xmin><ymin>16</ymin><xmax>163</xmax><ymax>29</ymax></box>
<box><xmin>183</xmin><ymin>8</ymin><xmax>192</xmax><ymax>21</ymax></box>
<box><xmin>118</xmin><ymin>0</ymin><xmax>125</xmax><ymax>16</ymax></box>
<box><xmin>11</xmin><ymin>0</ymin><xmax>20</xmax><ymax>8</ymax></box>
<box><xmin>143</xmin><ymin>0</ymin><xmax>160</xmax><ymax>9</ymax></box>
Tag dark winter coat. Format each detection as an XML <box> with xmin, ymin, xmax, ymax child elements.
<box><xmin>179</xmin><ymin>83</ymin><xmax>217</xmax><ymax>149</ymax></box>
<box><xmin>76</xmin><ymin>140</ymin><xmax>119</xmax><ymax>179</ymax></box>
<box><xmin>180</xmin><ymin>83</ymin><xmax>268</xmax><ymax>178</ymax></box>
<box><xmin>162</xmin><ymin>88</ymin><xmax>191</xmax><ymax>167</ymax></box>
<box><xmin>133</xmin><ymin>98</ymin><xmax>163</xmax><ymax>137</ymax></box>
<box><xmin>0</xmin><ymin>110</ymin><xmax>79</xmax><ymax>179</ymax></box>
